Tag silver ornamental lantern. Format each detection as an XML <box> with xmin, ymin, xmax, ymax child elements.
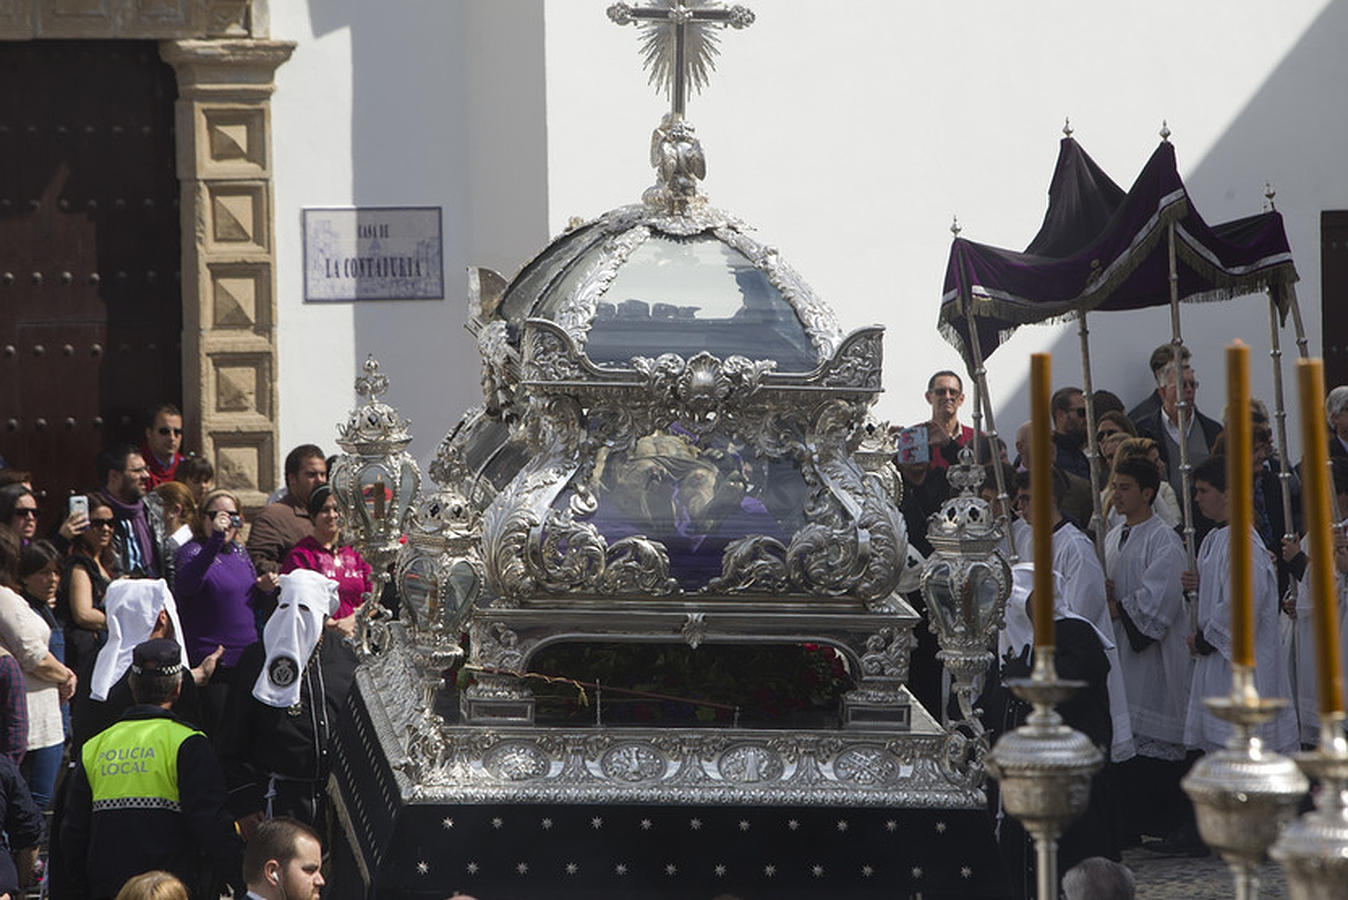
<box><xmin>1271</xmin><ymin>715</ymin><xmax>1348</xmax><ymax>899</ymax></box>
<box><xmin>919</xmin><ymin>447</ymin><xmax>1011</xmax><ymax>789</ymax></box>
<box><xmin>395</xmin><ymin>487</ymin><xmax>484</xmax><ymax>719</ymax></box>
<box><xmin>1184</xmin><ymin>666</ymin><xmax>1309</xmax><ymax>899</ymax></box>
<box><xmin>330</xmin><ymin>354</ymin><xmax>422</xmax><ymax>657</ymax></box>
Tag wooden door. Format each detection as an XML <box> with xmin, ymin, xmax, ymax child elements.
<box><xmin>0</xmin><ymin>41</ymin><xmax>180</xmax><ymax>527</ymax></box>
<box><xmin>1324</xmin><ymin>211</ymin><xmax>1348</xmax><ymax>389</ymax></box>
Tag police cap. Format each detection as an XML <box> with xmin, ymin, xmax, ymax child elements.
<box><xmin>131</xmin><ymin>638</ymin><xmax>184</xmax><ymax>677</ymax></box>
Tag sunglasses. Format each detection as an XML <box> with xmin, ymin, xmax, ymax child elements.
<box><xmin>1097</xmin><ymin>430</ymin><xmax>1122</xmax><ymax>442</ymax></box>
<box><xmin>157</xmin><ymin>426</ymin><xmax>183</xmax><ymax>436</ymax></box>
<box><xmin>930</xmin><ymin>388</ymin><xmax>962</xmax><ymax>397</ymax></box>
<box><xmin>12</xmin><ymin>508</ymin><xmax>37</xmax><ymax>519</ymax></box>
<box><xmin>89</xmin><ymin>518</ymin><xmax>115</xmax><ymax>528</ymax></box>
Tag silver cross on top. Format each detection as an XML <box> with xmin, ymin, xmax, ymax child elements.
<box><xmin>608</xmin><ymin>1</ymin><xmax>755</xmax><ymax>118</ymax></box>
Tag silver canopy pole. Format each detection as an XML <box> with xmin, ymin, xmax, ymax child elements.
<box><xmin>953</xmin><ymin>218</ymin><xmax>1014</xmax><ymax>562</ymax></box>
<box><xmin>1267</xmin><ymin>293</ymin><xmax>1297</xmax><ymax>548</ymax></box>
<box><xmin>1167</xmin><ymin>221</ymin><xmax>1199</xmax><ymax>630</ymax></box>
<box><xmin>1077</xmin><ymin>310</ymin><xmax>1107</xmax><ymax>565</ymax></box>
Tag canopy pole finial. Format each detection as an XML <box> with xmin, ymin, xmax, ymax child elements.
<box><xmin>1264</xmin><ymin>182</ymin><xmax>1277</xmax><ymax>212</ymax></box>
<box><xmin>1063</xmin><ymin>117</ymin><xmax>1073</xmax><ymax>138</ymax></box>
<box><xmin>950</xmin><ymin>215</ymin><xmax>961</xmax><ymax>239</ymax></box>
<box><xmin>1160</xmin><ymin>119</ymin><xmax>1171</xmax><ymax>142</ymax></box>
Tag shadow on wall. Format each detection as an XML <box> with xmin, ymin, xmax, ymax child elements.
<box><xmin>307</xmin><ymin>0</ymin><xmax>551</xmax><ymax>466</ymax></box>
<box><xmin>987</xmin><ymin>0</ymin><xmax>1348</xmax><ymax>461</ymax></box>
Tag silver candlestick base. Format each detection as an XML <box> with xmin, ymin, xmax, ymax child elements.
<box><xmin>1271</xmin><ymin>713</ymin><xmax>1348</xmax><ymax>899</ymax></box>
<box><xmin>1183</xmin><ymin>665</ymin><xmax>1309</xmax><ymax>900</ymax></box>
<box><xmin>986</xmin><ymin>648</ymin><xmax>1104</xmax><ymax>900</ymax></box>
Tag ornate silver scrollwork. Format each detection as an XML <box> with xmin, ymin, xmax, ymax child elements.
<box><xmin>680</xmin><ymin>612</ymin><xmax>708</xmax><ymax>649</ymax></box>
<box><xmin>860</xmin><ymin>627</ymin><xmax>912</xmax><ymax>683</ymax></box>
<box><xmin>630</xmin><ymin>351</ymin><xmax>775</xmax><ymax>434</ymax></box>
<box><xmin>705</xmin><ymin>535</ymin><xmax>788</xmax><ymax>593</ymax></box>
<box><xmin>597</xmin><ymin>536</ymin><xmax>679</xmax><ymax>595</ymax></box>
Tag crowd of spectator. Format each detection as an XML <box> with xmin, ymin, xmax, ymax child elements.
<box><xmin>0</xmin><ymin>402</ymin><xmax>368</xmax><ymax>898</ymax></box>
<box><xmin>894</xmin><ymin>345</ymin><xmax>1348</xmax><ymax>895</ymax></box>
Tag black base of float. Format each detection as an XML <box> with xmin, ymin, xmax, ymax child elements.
<box><xmin>329</xmin><ymin>797</ymin><xmax>1010</xmax><ymax>899</ymax></box>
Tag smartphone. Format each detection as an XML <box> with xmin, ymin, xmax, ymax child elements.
<box><xmin>68</xmin><ymin>494</ymin><xmax>88</xmax><ymax>519</ymax></box>
<box><xmin>894</xmin><ymin>425</ymin><xmax>931</xmax><ymax>465</ymax></box>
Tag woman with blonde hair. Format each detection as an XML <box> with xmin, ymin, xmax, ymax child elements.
<box><xmin>113</xmin><ymin>870</ymin><xmax>189</xmax><ymax>900</ymax></box>
<box><xmin>1103</xmin><ymin>437</ymin><xmax>1181</xmax><ymax>530</ymax></box>
<box><xmin>151</xmin><ymin>481</ymin><xmax>197</xmax><ymax>591</ymax></box>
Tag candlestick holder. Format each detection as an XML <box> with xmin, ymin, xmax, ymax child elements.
<box><xmin>1270</xmin><ymin>713</ymin><xmax>1348</xmax><ymax>899</ymax></box>
<box><xmin>986</xmin><ymin>648</ymin><xmax>1104</xmax><ymax>900</ymax></box>
<box><xmin>1183</xmin><ymin>665</ymin><xmax>1309</xmax><ymax>900</ymax></box>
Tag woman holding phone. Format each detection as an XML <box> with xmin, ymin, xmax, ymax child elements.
<box><xmin>59</xmin><ymin>494</ymin><xmax>119</xmax><ymax>678</ymax></box>
<box><xmin>174</xmin><ymin>489</ymin><xmax>274</xmax><ymax>730</ymax></box>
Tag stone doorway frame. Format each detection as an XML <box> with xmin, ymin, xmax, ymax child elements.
<box><xmin>1</xmin><ymin>1</ymin><xmax>291</xmax><ymax>507</ymax></box>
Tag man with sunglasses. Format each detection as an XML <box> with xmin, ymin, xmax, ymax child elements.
<box><xmin>1051</xmin><ymin>387</ymin><xmax>1092</xmax><ymax>482</ymax></box>
<box><xmin>96</xmin><ymin>443</ymin><xmax>167</xmax><ymax>578</ymax></box>
<box><xmin>139</xmin><ymin>403</ymin><xmax>188</xmax><ymax>489</ymax></box>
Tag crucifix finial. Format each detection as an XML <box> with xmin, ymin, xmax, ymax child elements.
<box><xmin>609</xmin><ymin>2</ymin><xmax>755</xmax><ymax>215</ymax></box>
<box><xmin>608</xmin><ymin>1</ymin><xmax>755</xmax><ymax>119</ymax></box>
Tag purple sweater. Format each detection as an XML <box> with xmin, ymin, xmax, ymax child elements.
<box><xmin>174</xmin><ymin>531</ymin><xmax>259</xmax><ymax>667</ymax></box>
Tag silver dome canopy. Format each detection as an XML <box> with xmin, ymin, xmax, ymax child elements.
<box><xmin>485</xmin><ymin>202</ymin><xmax>844</xmax><ymax>375</ymax></box>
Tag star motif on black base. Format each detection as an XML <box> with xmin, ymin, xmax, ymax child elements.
<box><xmin>961</xmin><ymin>865</ymin><xmax>973</xmax><ymax>879</ymax></box>
<box><xmin>737</xmin><ymin>819</ymin><xmax>751</xmax><ymax>831</ymax></box>
<box><xmin>714</xmin><ymin>864</ymin><xmax>727</xmax><ymax>877</ymax></box>
<box><xmin>665</xmin><ymin>863</ymin><xmax>678</xmax><ymax>876</ymax></box>
<box><xmin>466</xmin><ymin>862</ymin><xmax>479</xmax><ymax>875</ymax></box>
<box><xmin>541</xmin><ymin>817</ymin><xmax>553</xmax><ymax>830</ymax></box>
<box><xmin>416</xmin><ymin>861</ymin><xmax>429</xmax><ymax>875</ymax></box>
<box><xmin>885</xmin><ymin>819</ymin><xmax>898</xmax><ymax>832</ymax></box>
<box><xmin>764</xmin><ymin>864</ymin><xmax>776</xmax><ymax>877</ymax></box>
<box><xmin>689</xmin><ymin>817</ymin><xmax>703</xmax><ymax>830</ymax></box>
<box><xmin>515</xmin><ymin>862</ymin><xmax>529</xmax><ymax>875</ymax></box>
<box><xmin>861</xmin><ymin>864</ymin><xmax>874</xmax><ymax>877</ymax></box>
<box><xmin>811</xmin><ymin>864</ymin><xmax>824</xmax><ymax>878</ymax></box>
<box><xmin>836</xmin><ymin>819</ymin><xmax>849</xmax><ymax>832</ymax></box>
<box><xmin>441</xmin><ymin>817</ymin><xmax>454</xmax><ymax>830</ymax></box>
<box><xmin>590</xmin><ymin>816</ymin><xmax>604</xmax><ymax>829</ymax></box>
<box><xmin>491</xmin><ymin>817</ymin><xmax>503</xmax><ymax>829</ymax></box>
<box><xmin>614</xmin><ymin>863</ymin><xmax>628</xmax><ymax>876</ymax></box>
<box><xmin>565</xmin><ymin>862</ymin><xmax>578</xmax><ymax>875</ymax></box>
<box><xmin>787</xmin><ymin>818</ymin><xmax>800</xmax><ymax>830</ymax></box>
<box><xmin>640</xmin><ymin>818</ymin><xmax>653</xmax><ymax>830</ymax></box>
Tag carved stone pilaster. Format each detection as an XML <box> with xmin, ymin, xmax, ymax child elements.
<box><xmin>161</xmin><ymin>38</ymin><xmax>292</xmax><ymax>507</ymax></box>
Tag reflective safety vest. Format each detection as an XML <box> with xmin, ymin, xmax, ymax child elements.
<box><xmin>81</xmin><ymin>716</ymin><xmax>201</xmax><ymax>813</ymax></box>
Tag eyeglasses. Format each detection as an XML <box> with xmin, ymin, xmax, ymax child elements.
<box><xmin>88</xmin><ymin>518</ymin><xmax>115</xmax><ymax>528</ymax></box>
<box><xmin>12</xmin><ymin>508</ymin><xmax>37</xmax><ymax>519</ymax></box>
<box><xmin>205</xmin><ymin>508</ymin><xmax>238</xmax><ymax>518</ymax></box>
<box><xmin>930</xmin><ymin>388</ymin><xmax>962</xmax><ymax>397</ymax></box>
<box><xmin>157</xmin><ymin>426</ymin><xmax>183</xmax><ymax>437</ymax></box>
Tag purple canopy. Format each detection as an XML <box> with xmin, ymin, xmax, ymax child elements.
<box><xmin>938</xmin><ymin>138</ymin><xmax>1299</xmax><ymax>368</ymax></box>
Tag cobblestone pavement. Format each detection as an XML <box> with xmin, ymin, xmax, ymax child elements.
<box><xmin>1124</xmin><ymin>846</ymin><xmax>1288</xmax><ymax>899</ymax></box>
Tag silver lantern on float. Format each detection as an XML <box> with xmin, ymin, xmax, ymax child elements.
<box><xmin>330</xmin><ymin>354</ymin><xmax>422</xmax><ymax>657</ymax></box>
<box><xmin>919</xmin><ymin>446</ymin><xmax>1010</xmax><ymax>788</ymax></box>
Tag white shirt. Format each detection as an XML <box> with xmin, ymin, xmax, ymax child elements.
<box><xmin>1015</xmin><ymin>520</ymin><xmax>1135</xmax><ymax>762</ymax></box>
<box><xmin>1105</xmin><ymin>513</ymin><xmax>1190</xmax><ymax>758</ymax></box>
<box><xmin>1183</xmin><ymin>525</ymin><xmax>1298</xmax><ymax>753</ymax></box>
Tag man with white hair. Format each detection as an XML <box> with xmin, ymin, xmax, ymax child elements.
<box><xmin>1327</xmin><ymin>384</ymin><xmax>1348</xmax><ymax>460</ymax></box>
<box><xmin>1134</xmin><ymin>359</ymin><xmax>1222</xmax><ymax>512</ymax></box>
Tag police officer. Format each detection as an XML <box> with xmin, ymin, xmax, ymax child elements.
<box><xmin>60</xmin><ymin>638</ymin><xmax>242</xmax><ymax>899</ymax></box>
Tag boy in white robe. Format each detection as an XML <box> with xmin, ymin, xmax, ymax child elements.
<box><xmin>1013</xmin><ymin>468</ymin><xmax>1135</xmax><ymax>763</ymax></box>
<box><xmin>1104</xmin><ymin>455</ymin><xmax>1190</xmax><ymax>841</ymax></box>
<box><xmin>1182</xmin><ymin>455</ymin><xmax>1298</xmax><ymax>754</ymax></box>
<box><xmin>1289</xmin><ymin>456</ymin><xmax>1348</xmax><ymax>745</ymax></box>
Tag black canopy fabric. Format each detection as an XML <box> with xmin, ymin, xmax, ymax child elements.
<box><xmin>938</xmin><ymin>138</ymin><xmax>1299</xmax><ymax>369</ymax></box>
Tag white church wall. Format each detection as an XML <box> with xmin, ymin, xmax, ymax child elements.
<box><xmin>544</xmin><ymin>0</ymin><xmax>1343</xmax><ymax>460</ymax></box>
<box><xmin>266</xmin><ymin>0</ymin><xmax>1345</xmax><ymax>481</ymax></box>
<box><xmin>269</xmin><ymin>1</ymin><xmax>550</xmax><ymax>471</ymax></box>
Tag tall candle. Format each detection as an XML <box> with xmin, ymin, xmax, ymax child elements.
<box><xmin>1030</xmin><ymin>353</ymin><xmax>1054</xmax><ymax>649</ymax></box>
<box><xmin>1226</xmin><ymin>343</ymin><xmax>1255</xmax><ymax>669</ymax></box>
<box><xmin>1297</xmin><ymin>359</ymin><xmax>1346</xmax><ymax>715</ymax></box>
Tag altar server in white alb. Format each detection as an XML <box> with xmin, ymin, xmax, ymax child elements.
<box><xmin>1182</xmin><ymin>455</ymin><xmax>1297</xmax><ymax>754</ymax></box>
<box><xmin>1290</xmin><ymin>456</ymin><xmax>1348</xmax><ymax>745</ymax></box>
<box><xmin>1103</xmin><ymin>454</ymin><xmax>1190</xmax><ymax>840</ymax></box>
<box><xmin>1013</xmin><ymin>468</ymin><xmax>1135</xmax><ymax>763</ymax></box>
